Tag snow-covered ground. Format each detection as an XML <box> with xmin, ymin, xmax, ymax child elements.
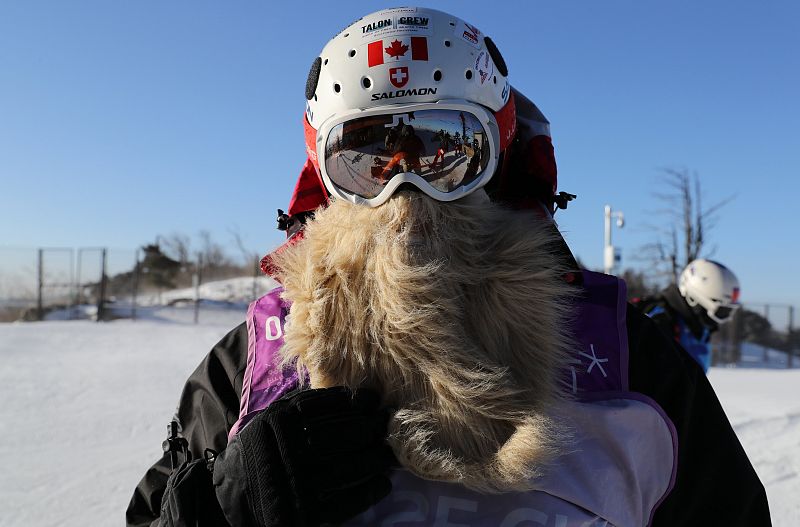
<box><xmin>0</xmin><ymin>304</ymin><xmax>797</xmax><ymax>526</ymax></box>
<box><xmin>708</xmin><ymin>365</ymin><xmax>800</xmax><ymax>524</ymax></box>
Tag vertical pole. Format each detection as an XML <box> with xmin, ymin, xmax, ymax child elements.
<box><xmin>788</xmin><ymin>305</ymin><xmax>794</xmax><ymax>369</ymax></box>
<box><xmin>37</xmin><ymin>248</ymin><xmax>44</xmax><ymax>321</ymax></box>
<box><xmin>75</xmin><ymin>248</ymin><xmax>83</xmax><ymax>310</ymax></box>
<box><xmin>193</xmin><ymin>254</ymin><xmax>203</xmax><ymax>325</ymax></box>
<box><xmin>67</xmin><ymin>248</ymin><xmax>75</xmax><ymax>320</ymax></box>
<box><xmin>131</xmin><ymin>249</ymin><xmax>140</xmax><ymax>321</ymax></box>
<box><xmin>96</xmin><ymin>248</ymin><xmax>107</xmax><ymax>322</ymax></box>
<box><xmin>763</xmin><ymin>304</ymin><xmax>770</xmax><ymax>362</ymax></box>
<box><xmin>732</xmin><ymin>306</ymin><xmax>742</xmax><ymax>364</ymax></box>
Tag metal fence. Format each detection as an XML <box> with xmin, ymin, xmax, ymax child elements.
<box><xmin>713</xmin><ymin>302</ymin><xmax>796</xmax><ymax>368</ymax></box>
<box><xmin>0</xmin><ymin>247</ymin><xmax>272</xmax><ymax>323</ymax></box>
<box><xmin>2</xmin><ymin>248</ymin><xmax>796</xmax><ymax>368</ymax></box>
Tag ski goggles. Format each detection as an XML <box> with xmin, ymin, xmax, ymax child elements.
<box><xmin>310</xmin><ymin>101</ymin><xmax>509</xmax><ymax>207</ymax></box>
<box><xmin>713</xmin><ymin>305</ymin><xmax>734</xmax><ymax>321</ymax></box>
<box><xmin>709</xmin><ymin>302</ymin><xmax>740</xmax><ymax>323</ymax></box>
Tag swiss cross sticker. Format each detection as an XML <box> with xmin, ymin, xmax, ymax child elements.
<box><xmin>389</xmin><ymin>66</ymin><xmax>409</xmax><ymax>88</ymax></box>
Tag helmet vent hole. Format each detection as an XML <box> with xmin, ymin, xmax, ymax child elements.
<box><xmin>449</xmin><ymin>21</ymin><xmax>455</xmax><ymax>26</ymax></box>
<box><xmin>444</xmin><ymin>40</ymin><xmax>451</xmax><ymax>47</ymax></box>
<box><xmin>323</xmin><ymin>58</ymin><xmax>329</xmax><ymax>65</ymax></box>
<box><xmin>361</xmin><ymin>77</ymin><xmax>372</xmax><ymax>89</ymax></box>
<box><xmin>493</xmin><ymin>76</ymin><xmax>497</xmax><ymax>84</ymax></box>
<box><xmin>343</xmin><ymin>32</ymin><xmax>349</xmax><ymax>38</ymax></box>
<box><xmin>313</xmin><ymin>94</ymin><xmax>317</xmax><ymax>101</ymax></box>
<box><xmin>334</xmin><ymin>83</ymin><xmax>341</xmax><ymax>93</ymax></box>
<box><xmin>433</xmin><ymin>69</ymin><xmax>442</xmax><ymax>82</ymax></box>
<box><xmin>348</xmin><ymin>49</ymin><xmax>356</xmax><ymax>58</ymax></box>
<box><xmin>465</xmin><ymin>69</ymin><xmax>473</xmax><ymax>80</ymax></box>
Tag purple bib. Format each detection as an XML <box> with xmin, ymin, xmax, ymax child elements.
<box><xmin>229</xmin><ymin>271</ymin><xmax>677</xmax><ymax>526</ymax></box>
<box><xmin>227</xmin><ymin>288</ymin><xmax>299</xmax><ymax>440</ymax></box>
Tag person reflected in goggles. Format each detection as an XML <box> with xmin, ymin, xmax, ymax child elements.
<box><xmin>380</xmin><ymin>124</ymin><xmax>426</xmax><ymax>182</ymax></box>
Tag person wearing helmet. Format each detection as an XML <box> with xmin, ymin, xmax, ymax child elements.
<box><xmin>637</xmin><ymin>259</ymin><xmax>741</xmax><ymax>372</ymax></box>
<box><xmin>128</xmin><ymin>7</ymin><xmax>769</xmax><ymax>527</ymax></box>
<box><xmin>379</xmin><ymin>123</ymin><xmax>426</xmax><ymax>180</ymax></box>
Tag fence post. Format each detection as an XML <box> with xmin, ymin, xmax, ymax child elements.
<box><xmin>96</xmin><ymin>248</ymin><xmax>107</xmax><ymax>322</ymax></box>
<box><xmin>193</xmin><ymin>254</ymin><xmax>203</xmax><ymax>325</ymax></box>
<box><xmin>37</xmin><ymin>248</ymin><xmax>44</xmax><ymax>321</ymax></box>
<box><xmin>732</xmin><ymin>307</ymin><xmax>743</xmax><ymax>364</ymax></box>
<box><xmin>131</xmin><ymin>249</ymin><xmax>140</xmax><ymax>321</ymax></box>
<box><xmin>67</xmin><ymin>248</ymin><xmax>75</xmax><ymax>320</ymax></box>
<box><xmin>75</xmin><ymin>249</ymin><xmax>83</xmax><ymax>315</ymax></box>
<box><xmin>789</xmin><ymin>305</ymin><xmax>795</xmax><ymax>369</ymax></box>
<box><xmin>763</xmin><ymin>304</ymin><xmax>770</xmax><ymax>362</ymax></box>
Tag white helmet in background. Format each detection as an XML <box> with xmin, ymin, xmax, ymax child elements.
<box><xmin>678</xmin><ymin>259</ymin><xmax>741</xmax><ymax>324</ymax></box>
<box><xmin>303</xmin><ymin>7</ymin><xmax>517</xmax><ymax>207</ymax></box>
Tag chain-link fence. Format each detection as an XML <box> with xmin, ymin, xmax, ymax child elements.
<box><xmin>0</xmin><ymin>247</ymin><xmax>276</xmax><ymax>323</ymax></box>
<box><xmin>4</xmin><ymin>249</ymin><xmax>796</xmax><ymax>368</ymax></box>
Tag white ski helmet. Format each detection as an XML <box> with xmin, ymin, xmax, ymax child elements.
<box><xmin>678</xmin><ymin>259</ymin><xmax>741</xmax><ymax>324</ymax></box>
<box><xmin>302</xmin><ymin>7</ymin><xmax>517</xmax><ymax>207</ymax></box>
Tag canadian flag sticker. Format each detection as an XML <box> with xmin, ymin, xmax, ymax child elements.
<box><xmin>389</xmin><ymin>66</ymin><xmax>409</xmax><ymax>88</ymax></box>
<box><xmin>367</xmin><ymin>37</ymin><xmax>428</xmax><ymax>67</ymax></box>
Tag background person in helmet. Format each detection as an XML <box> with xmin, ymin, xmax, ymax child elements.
<box><xmin>637</xmin><ymin>259</ymin><xmax>741</xmax><ymax>372</ymax></box>
<box><xmin>129</xmin><ymin>7</ymin><xmax>770</xmax><ymax>527</ymax></box>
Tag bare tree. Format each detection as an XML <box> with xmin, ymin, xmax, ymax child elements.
<box><xmin>641</xmin><ymin>168</ymin><xmax>734</xmax><ymax>283</ymax></box>
<box><xmin>228</xmin><ymin>226</ymin><xmax>260</xmax><ymax>267</ymax></box>
<box><xmin>198</xmin><ymin>230</ymin><xmax>232</xmax><ymax>270</ymax></box>
<box><xmin>161</xmin><ymin>233</ymin><xmax>192</xmax><ymax>267</ymax></box>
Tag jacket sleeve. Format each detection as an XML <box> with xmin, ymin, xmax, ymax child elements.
<box><xmin>126</xmin><ymin>322</ymin><xmax>248</xmax><ymax>527</ymax></box>
<box><xmin>626</xmin><ymin>305</ymin><xmax>771</xmax><ymax>526</ymax></box>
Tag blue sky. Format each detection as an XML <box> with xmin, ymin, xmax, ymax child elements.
<box><xmin>1</xmin><ymin>1</ymin><xmax>798</xmax><ymax>306</ymax></box>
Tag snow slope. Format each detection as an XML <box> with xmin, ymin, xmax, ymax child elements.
<box><xmin>0</xmin><ymin>306</ymin><xmax>246</xmax><ymax>527</ymax></box>
<box><xmin>709</xmin><ymin>367</ymin><xmax>800</xmax><ymax>524</ymax></box>
<box><xmin>0</xmin><ymin>309</ymin><xmax>797</xmax><ymax>526</ymax></box>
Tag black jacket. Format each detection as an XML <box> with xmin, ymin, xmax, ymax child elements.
<box><xmin>127</xmin><ymin>306</ymin><xmax>771</xmax><ymax>526</ymax></box>
<box><xmin>639</xmin><ymin>284</ymin><xmax>718</xmax><ymax>342</ymax></box>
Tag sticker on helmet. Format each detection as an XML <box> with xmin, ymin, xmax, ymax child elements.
<box><xmin>501</xmin><ymin>79</ymin><xmax>510</xmax><ymax>103</ymax></box>
<box><xmin>367</xmin><ymin>37</ymin><xmax>428</xmax><ymax>67</ymax></box>
<box><xmin>454</xmin><ymin>19</ymin><xmax>481</xmax><ymax>48</ymax></box>
<box><xmin>358</xmin><ymin>8</ymin><xmax>432</xmax><ymax>41</ymax></box>
<box><xmin>361</xmin><ymin>17</ymin><xmax>393</xmax><ymax>36</ymax></box>
<box><xmin>389</xmin><ymin>66</ymin><xmax>410</xmax><ymax>88</ymax></box>
<box><xmin>475</xmin><ymin>50</ymin><xmax>494</xmax><ymax>85</ymax></box>
<box><xmin>305</xmin><ymin>101</ymin><xmax>314</xmax><ymax>124</ymax></box>
<box><xmin>370</xmin><ymin>87</ymin><xmax>438</xmax><ymax>101</ymax></box>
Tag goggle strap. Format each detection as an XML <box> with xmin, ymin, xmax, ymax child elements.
<box><xmin>494</xmin><ymin>92</ymin><xmax>518</xmax><ymax>152</ymax></box>
<box><xmin>290</xmin><ymin>120</ymin><xmax>329</xmax><ymax>218</ymax></box>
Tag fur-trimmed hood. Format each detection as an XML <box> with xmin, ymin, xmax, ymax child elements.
<box><xmin>270</xmin><ymin>191</ymin><xmax>575</xmax><ymax>493</ymax></box>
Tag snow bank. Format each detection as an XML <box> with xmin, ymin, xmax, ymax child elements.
<box><xmin>136</xmin><ymin>276</ymin><xmax>279</xmax><ymax>306</ymax></box>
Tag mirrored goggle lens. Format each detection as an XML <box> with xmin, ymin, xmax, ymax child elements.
<box><xmin>323</xmin><ymin>109</ymin><xmax>491</xmax><ymax>199</ymax></box>
<box><xmin>714</xmin><ymin>306</ymin><xmax>733</xmax><ymax>320</ymax></box>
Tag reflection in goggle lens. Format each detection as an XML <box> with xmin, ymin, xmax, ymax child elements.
<box><xmin>324</xmin><ymin>109</ymin><xmax>490</xmax><ymax>199</ymax></box>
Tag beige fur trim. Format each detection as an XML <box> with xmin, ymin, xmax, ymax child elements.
<box><xmin>271</xmin><ymin>192</ymin><xmax>575</xmax><ymax>493</ymax></box>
